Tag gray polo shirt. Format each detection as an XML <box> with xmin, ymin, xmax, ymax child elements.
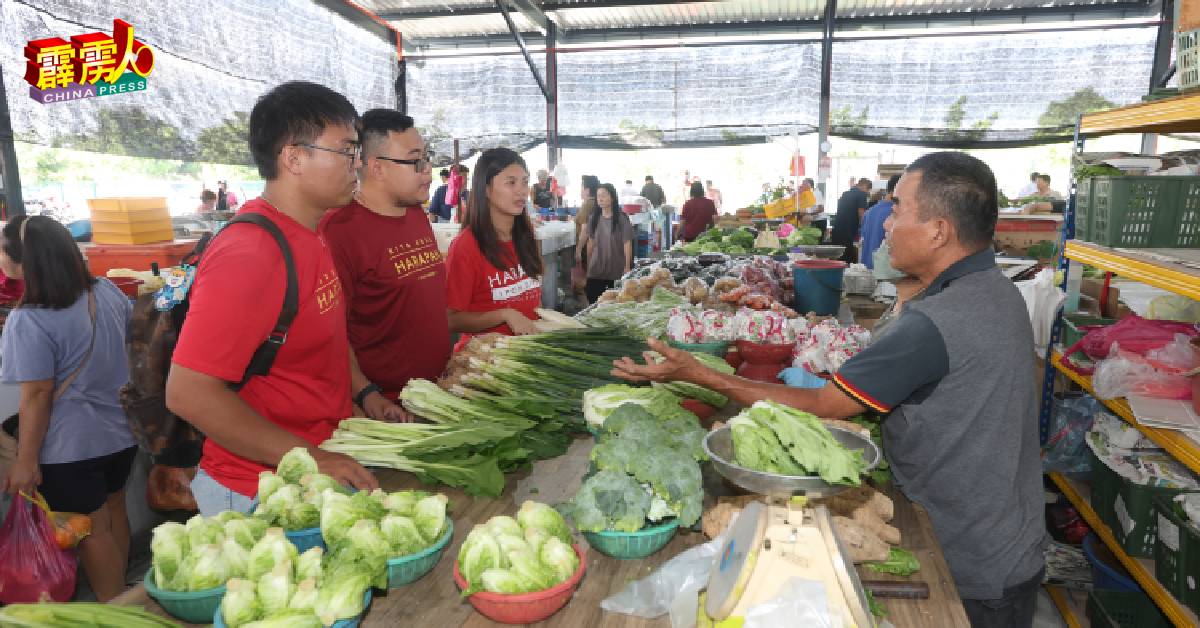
<box><xmin>832</xmin><ymin>249</ymin><xmax>1046</xmax><ymax>600</ymax></box>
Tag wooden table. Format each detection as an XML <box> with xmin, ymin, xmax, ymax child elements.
<box><xmin>113</xmin><ymin>439</ymin><xmax>969</xmax><ymax>627</ymax></box>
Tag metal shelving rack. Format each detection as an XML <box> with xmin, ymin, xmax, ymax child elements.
<box><xmin>1037</xmin><ymin>91</ymin><xmax>1200</xmax><ymax>627</ymax></box>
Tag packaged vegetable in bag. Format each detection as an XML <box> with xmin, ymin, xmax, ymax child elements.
<box><xmin>0</xmin><ymin>493</ymin><xmax>77</xmax><ymax>603</ymax></box>
<box><xmin>26</xmin><ymin>492</ymin><xmax>91</xmax><ymax>550</ymax></box>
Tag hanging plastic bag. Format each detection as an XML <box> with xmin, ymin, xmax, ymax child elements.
<box><xmin>0</xmin><ymin>492</ymin><xmax>77</xmax><ymax>603</ymax></box>
<box><xmin>24</xmin><ymin>492</ymin><xmax>91</xmax><ymax>550</ymax></box>
<box><xmin>1015</xmin><ymin>268</ymin><xmax>1066</xmax><ymax>357</ymax></box>
<box><xmin>1042</xmin><ymin>393</ymin><xmax>1100</xmax><ymax>473</ymax></box>
<box><xmin>445</xmin><ymin>169</ymin><xmax>464</xmax><ymax>208</ymax></box>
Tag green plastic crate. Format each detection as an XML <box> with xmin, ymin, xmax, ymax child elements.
<box><xmin>1075</xmin><ymin>177</ymin><xmax>1094</xmax><ymax>242</ymax></box>
<box><xmin>1089</xmin><ymin>176</ymin><xmax>1189</xmax><ymax>248</ymax></box>
<box><xmin>1088</xmin><ymin>445</ymin><xmax>1198</xmax><ymax>558</ymax></box>
<box><xmin>1090</xmin><ymin>445</ymin><xmax>1122</xmax><ymax>536</ymax></box>
<box><xmin>1086</xmin><ymin>589</ymin><xmax>1171</xmax><ymax>628</ymax></box>
<box><xmin>1175</xmin><ymin>179</ymin><xmax>1200</xmax><ymax>247</ymax></box>
<box><xmin>1153</xmin><ymin>495</ymin><xmax>1200</xmax><ymax>617</ymax></box>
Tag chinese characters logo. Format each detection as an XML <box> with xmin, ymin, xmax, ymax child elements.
<box><xmin>23</xmin><ymin>19</ymin><xmax>155</xmax><ymax>104</ymax></box>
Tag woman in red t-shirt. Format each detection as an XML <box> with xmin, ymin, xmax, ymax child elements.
<box><xmin>679</xmin><ymin>181</ymin><xmax>718</xmax><ymax>242</ymax></box>
<box><xmin>445</xmin><ymin>148</ymin><xmax>544</xmax><ymax>351</ymax></box>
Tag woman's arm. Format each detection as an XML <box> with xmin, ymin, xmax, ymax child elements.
<box><xmin>5</xmin><ymin>380</ymin><xmax>53</xmax><ymax>494</ymax></box>
<box><xmin>448</xmin><ymin>308</ymin><xmax>537</xmax><ymax>335</ymax></box>
<box><xmin>576</xmin><ymin>226</ymin><xmax>590</xmax><ymax>263</ymax></box>
<box><xmin>623</xmin><ymin>241</ymin><xmax>633</xmax><ymax>274</ymax></box>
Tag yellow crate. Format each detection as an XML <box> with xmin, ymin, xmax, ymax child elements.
<box><xmin>92</xmin><ymin>218</ymin><xmax>175</xmax><ymax>245</ymax></box>
<box><xmin>87</xmin><ymin>197</ymin><xmax>169</xmax><ymax>217</ymax></box>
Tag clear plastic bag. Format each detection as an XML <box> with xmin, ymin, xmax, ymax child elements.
<box><xmin>743</xmin><ymin>577</ymin><xmax>838</xmax><ymax>628</ymax></box>
<box><xmin>1093</xmin><ymin>346</ymin><xmax>1192</xmax><ymax>400</ymax></box>
<box><xmin>0</xmin><ymin>493</ymin><xmax>77</xmax><ymax>603</ymax></box>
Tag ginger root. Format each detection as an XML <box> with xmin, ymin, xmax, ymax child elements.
<box><xmin>833</xmin><ymin>515</ymin><xmax>891</xmax><ymax>563</ymax></box>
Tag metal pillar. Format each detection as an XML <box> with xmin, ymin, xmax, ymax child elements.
<box><xmin>495</xmin><ymin>0</ymin><xmax>550</xmax><ymax>99</ymax></box>
<box><xmin>546</xmin><ymin>21</ymin><xmax>559</xmax><ymax>170</ymax></box>
<box><xmin>0</xmin><ymin>66</ymin><xmax>24</xmax><ymax>219</ymax></box>
<box><xmin>816</xmin><ymin>0</ymin><xmax>837</xmax><ymax>201</ymax></box>
<box><xmin>396</xmin><ymin>57</ymin><xmax>407</xmax><ymax>115</ymax></box>
<box><xmin>1144</xmin><ymin>0</ymin><xmax>1175</xmax><ymax>154</ymax></box>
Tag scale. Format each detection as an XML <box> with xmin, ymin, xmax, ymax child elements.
<box><xmin>699</xmin><ymin>426</ymin><xmax>882</xmax><ymax>627</ymax></box>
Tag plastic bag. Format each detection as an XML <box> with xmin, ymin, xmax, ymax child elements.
<box><xmin>0</xmin><ymin>493</ymin><xmax>77</xmax><ymax>603</ymax></box>
<box><xmin>1042</xmin><ymin>393</ymin><xmax>1099</xmax><ymax>473</ymax></box>
<box><xmin>1061</xmin><ymin>314</ymin><xmax>1198</xmax><ymax>375</ymax></box>
<box><xmin>1015</xmin><ymin>268</ymin><xmax>1066</xmax><ymax>357</ymax></box>
<box><xmin>743</xmin><ymin>577</ymin><xmax>838</xmax><ymax>628</ymax></box>
<box><xmin>1092</xmin><ymin>349</ymin><xmax>1191</xmax><ymax>400</ymax></box>
<box><xmin>601</xmin><ymin>511</ymin><xmax>736</xmax><ymax>627</ymax></box>
<box><xmin>1147</xmin><ymin>295</ymin><xmax>1200</xmax><ymax>323</ymax></box>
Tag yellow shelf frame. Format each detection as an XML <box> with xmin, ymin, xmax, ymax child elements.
<box><xmin>1079</xmin><ymin>91</ymin><xmax>1200</xmax><ymax>137</ymax></box>
<box><xmin>1064</xmin><ymin>241</ymin><xmax>1200</xmax><ymax>303</ymax></box>
<box><xmin>1044</xmin><ymin>585</ymin><xmax>1084</xmax><ymax>628</ymax></box>
<box><xmin>1051</xmin><ymin>351</ymin><xmax>1200</xmax><ymax>475</ymax></box>
<box><xmin>1048</xmin><ymin>472</ymin><xmax>1199</xmax><ymax>627</ymax></box>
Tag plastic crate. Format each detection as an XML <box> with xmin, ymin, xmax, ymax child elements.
<box><xmin>1179</xmin><ymin>29</ymin><xmax>1200</xmax><ymax>93</ymax></box>
<box><xmin>1090</xmin><ymin>446</ymin><xmax>1122</xmax><ymax>536</ymax></box>
<box><xmin>1092</xmin><ymin>447</ymin><xmax>1199</xmax><ymax>558</ymax></box>
<box><xmin>1089</xmin><ymin>177</ymin><xmax>1187</xmax><ymax>248</ymax></box>
<box><xmin>1075</xmin><ymin>177</ymin><xmax>1094</xmax><ymax>241</ymax></box>
<box><xmin>1086</xmin><ymin>589</ymin><xmax>1171</xmax><ymax>628</ymax></box>
<box><xmin>1154</xmin><ymin>495</ymin><xmax>1200</xmax><ymax>616</ymax></box>
<box><xmin>1176</xmin><ymin>178</ymin><xmax>1200</xmax><ymax>247</ymax></box>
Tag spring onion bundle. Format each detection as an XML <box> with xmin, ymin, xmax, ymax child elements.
<box><xmin>0</xmin><ymin>603</ymin><xmax>181</xmax><ymax>627</ymax></box>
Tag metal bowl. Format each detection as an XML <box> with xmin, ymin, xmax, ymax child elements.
<box><xmin>703</xmin><ymin>425</ymin><xmax>880</xmax><ymax>498</ymax></box>
<box><xmin>790</xmin><ymin>245</ymin><xmax>846</xmax><ymax>260</ymax></box>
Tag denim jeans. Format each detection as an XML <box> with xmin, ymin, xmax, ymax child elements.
<box><xmin>962</xmin><ymin>568</ymin><xmax>1044</xmax><ymax>628</ymax></box>
<box><xmin>190</xmin><ymin>468</ymin><xmax>253</xmax><ymax>517</ymax></box>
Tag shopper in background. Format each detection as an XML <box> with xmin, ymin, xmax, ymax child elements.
<box><xmin>197</xmin><ymin>189</ymin><xmax>218</xmax><ymax>213</ymax></box>
<box><xmin>583</xmin><ymin>183</ymin><xmax>634</xmax><ymax>304</ymax></box>
<box><xmin>0</xmin><ymin>215</ymin><xmax>137</xmax><ymax>601</ymax></box>
<box><xmin>832</xmin><ymin>178</ymin><xmax>872</xmax><ymax>263</ymax></box>
<box><xmin>805</xmin><ymin>177</ymin><xmax>828</xmax><ymax>239</ymax></box>
<box><xmin>453</xmin><ymin>164</ymin><xmax>471</xmax><ymax>223</ymax></box>
<box><xmin>619</xmin><ymin>179</ymin><xmax>638</xmax><ymax>200</ymax></box>
<box><xmin>216</xmin><ymin>181</ymin><xmax>239</xmax><ymax>212</ymax></box>
<box><xmin>445</xmin><ymin>148</ymin><xmax>543</xmax><ymax>352</ymax></box>
<box><xmin>167</xmin><ymin>81</ymin><xmax>379</xmax><ymax>517</ymax></box>
<box><xmin>574</xmin><ymin>175</ymin><xmax>600</xmax><ymax>264</ymax></box>
<box><xmin>322</xmin><ymin>109</ymin><xmax>448</xmax><ymax>422</ymax></box>
<box><xmin>1033</xmin><ymin>174</ymin><xmax>1062</xmax><ymax>200</ymax></box>
<box><xmin>705</xmin><ymin>179</ymin><xmax>723</xmax><ymax>212</ymax></box>
<box><xmin>615</xmin><ymin>152</ymin><xmax>1046</xmax><ymax>628</ymax></box>
<box><xmin>1017</xmin><ymin>172</ymin><xmax>1039</xmax><ymax>199</ymax></box>
<box><xmin>860</xmin><ymin>174</ymin><xmax>901</xmax><ymax>269</ymax></box>
<box><xmin>640</xmin><ymin>175</ymin><xmax>666</xmax><ymax>208</ymax></box>
<box><xmin>531</xmin><ymin>169</ymin><xmax>556</xmax><ymax>212</ymax></box>
<box><xmin>679</xmin><ymin>180</ymin><xmax>718</xmax><ymax>242</ymax></box>
<box><xmin>429</xmin><ymin>168</ymin><xmax>452</xmax><ymax>222</ymax></box>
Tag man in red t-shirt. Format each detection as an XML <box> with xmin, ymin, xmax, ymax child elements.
<box><xmin>166</xmin><ymin>81</ymin><xmax>378</xmax><ymax>514</ymax></box>
<box><xmin>322</xmin><ymin>109</ymin><xmax>450</xmax><ymax>413</ymax></box>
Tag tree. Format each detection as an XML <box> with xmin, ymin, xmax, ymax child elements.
<box><xmin>923</xmin><ymin>96</ymin><xmax>998</xmax><ymax>143</ymax></box>
<box><xmin>831</xmin><ymin>105</ymin><xmax>869</xmax><ymax>136</ymax></box>
<box><xmin>60</xmin><ymin>106</ymin><xmax>196</xmax><ymax>161</ymax></box>
<box><xmin>1035</xmin><ymin>88</ymin><xmax>1115</xmax><ymax>137</ymax></box>
<box><xmin>617</xmin><ymin>119</ymin><xmax>664</xmax><ymax>147</ymax></box>
<box><xmin>196</xmin><ymin>112</ymin><xmax>251</xmax><ymax>166</ymax></box>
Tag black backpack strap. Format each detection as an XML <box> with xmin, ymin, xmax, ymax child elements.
<box><xmin>215</xmin><ymin>214</ymin><xmax>300</xmax><ymax>391</ymax></box>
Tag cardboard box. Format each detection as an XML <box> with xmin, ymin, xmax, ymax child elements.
<box><xmin>1081</xmin><ymin>277</ymin><xmax>1121</xmax><ymax>318</ymax></box>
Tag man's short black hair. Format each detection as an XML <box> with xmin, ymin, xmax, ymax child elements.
<box><xmin>906</xmin><ymin>151</ymin><xmax>998</xmax><ymax>249</ymax></box>
<box><xmin>1030</xmin><ymin>172</ymin><xmax>1039</xmax><ymax>181</ymax></box>
<box><xmin>439</xmin><ymin>168</ymin><xmax>450</xmax><ymax>178</ymax></box>
<box><xmin>360</xmin><ymin>109</ymin><xmax>415</xmax><ymax>160</ymax></box>
<box><xmin>645</xmin><ymin>175</ymin><xmax>654</xmax><ymax>181</ymax></box>
<box><xmin>857</xmin><ymin>178</ymin><xmax>872</xmax><ymax>188</ymax></box>
<box><xmin>1037</xmin><ymin>174</ymin><xmax>1051</xmax><ymax>184</ymax></box>
<box><xmin>886</xmin><ymin>174</ymin><xmax>901</xmax><ymax>195</ymax></box>
<box><xmin>248</xmin><ymin>81</ymin><xmax>359</xmax><ymax>181</ymax></box>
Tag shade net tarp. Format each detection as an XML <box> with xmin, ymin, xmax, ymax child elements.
<box><xmin>408</xmin><ymin>26</ymin><xmax>1157</xmax><ymax>156</ymax></box>
<box><xmin>1</xmin><ymin>0</ymin><xmax>397</xmax><ymax>165</ymax></box>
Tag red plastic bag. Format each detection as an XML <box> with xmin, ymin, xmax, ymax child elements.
<box><xmin>0</xmin><ymin>493</ymin><xmax>77</xmax><ymax>603</ymax></box>
<box><xmin>1061</xmin><ymin>314</ymin><xmax>1199</xmax><ymax>375</ymax></box>
<box><xmin>446</xmin><ymin>170</ymin><xmax>464</xmax><ymax>208</ymax></box>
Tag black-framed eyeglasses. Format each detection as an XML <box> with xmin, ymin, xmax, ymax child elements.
<box><xmin>295</xmin><ymin>143</ymin><xmax>360</xmax><ymax>163</ymax></box>
<box><xmin>375</xmin><ymin>155</ymin><xmax>433</xmax><ymax>172</ymax></box>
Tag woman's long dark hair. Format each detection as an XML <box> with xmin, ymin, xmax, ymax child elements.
<box><xmin>463</xmin><ymin>148</ymin><xmax>543</xmax><ymax>279</ymax></box>
<box><xmin>588</xmin><ymin>183</ymin><xmax>622</xmax><ymax>241</ymax></box>
<box><xmin>2</xmin><ymin>215</ymin><xmax>95</xmax><ymax>309</ymax></box>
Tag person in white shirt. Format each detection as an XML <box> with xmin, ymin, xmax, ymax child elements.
<box><xmin>1017</xmin><ymin>173</ymin><xmax>1039</xmax><ymax>199</ymax></box>
<box><xmin>620</xmin><ymin>179</ymin><xmax>638</xmax><ymax>200</ymax></box>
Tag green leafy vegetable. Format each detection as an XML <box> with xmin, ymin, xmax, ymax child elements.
<box><xmin>221</xmin><ymin>578</ymin><xmax>261</xmax><ymax>628</ymax></box>
<box><xmin>731</xmin><ymin>401</ymin><xmax>868</xmax><ymax>486</ymax></box>
<box><xmin>517</xmin><ymin>500</ymin><xmax>572</xmax><ymax>545</ymax></box>
<box><xmin>276</xmin><ymin>448</ymin><xmax>319</xmax><ymax>485</ymax></box>
<box><xmin>866</xmin><ymin>547</ymin><xmax>920</xmax><ymax>576</ymax></box>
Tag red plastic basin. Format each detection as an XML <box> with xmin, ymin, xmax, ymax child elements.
<box><xmin>680</xmin><ymin>398</ymin><xmax>717</xmax><ymax>424</ymax></box>
<box><xmin>453</xmin><ymin>544</ymin><xmax>587</xmax><ymax>624</ymax></box>
<box><xmin>735</xmin><ymin>339</ymin><xmax>795</xmax><ymax>365</ymax></box>
<box><xmin>109</xmin><ymin>276</ymin><xmax>144</xmax><ymax>298</ymax></box>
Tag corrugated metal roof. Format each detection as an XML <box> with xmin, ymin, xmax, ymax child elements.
<box><xmin>360</xmin><ymin>0</ymin><xmax>1152</xmax><ymax>41</ymax></box>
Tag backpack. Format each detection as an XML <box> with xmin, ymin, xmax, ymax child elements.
<box><xmin>121</xmin><ymin>213</ymin><xmax>298</xmax><ymax>511</ymax></box>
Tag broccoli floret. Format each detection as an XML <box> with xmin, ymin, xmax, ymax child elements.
<box><xmin>564</xmin><ymin>470</ymin><xmax>651</xmax><ymax>533</ymax></box>
<box><xmin>590</xmin><ymin>437</ymin><xmax>643</xmax><ymax>476</ymax></box>
<box><xmin>630</xmin><ymin>448</ymin><xmax>703</xmax><ymax>527</ymax></box>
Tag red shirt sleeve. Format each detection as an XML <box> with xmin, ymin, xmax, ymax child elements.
<box><xmin>173</xmin><ymin>228</ymin><xmax>286</xmax><ymax>383</ymax></box>
<box><xmin>444</xmin><ymin>231</ymin><xmax>478</xmax><ymax>311</ymax></box>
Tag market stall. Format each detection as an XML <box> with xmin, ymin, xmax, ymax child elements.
<box><xmin>112</xmin><ymin>449</ymin><xmax>969</xmax><ymax>627</ymax></box>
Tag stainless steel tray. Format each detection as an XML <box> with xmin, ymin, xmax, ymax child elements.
<box><xmin>703</xmin><ymin>425</ymin><xmax>880</xmax><ymax>498</ymax></box>
<box><xmin>790</xmin><ymin>245</ymin><xmax>846</xmax><ymax>260</ymax></box>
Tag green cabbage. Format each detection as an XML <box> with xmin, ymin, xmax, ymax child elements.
<box><xmin>582</xmin><ymin>384</ymin><xmax>686</xmax><ymax>428</ymax></box>
<box><xmin>180</xmin><ymin>543</ymin><xmax>229</xmax><ymax>591</ymax></box>
<box><xmin>381</xmin><ymin>490</ymin><xmax>428</xmax><ymax>515</ymax></box>
<box><xmin>222</xmin><ymin>537</ymin><xmax>250</xmax><ymax>579</ymax></box>
<box><xmin>246</xmin><ymin>528</ymin><xmax>298</xmax><ymax>582</ymax></box>
<box><xmin>313</xmin><ymin>562</ymin><xmax>370</xmax><ymax>626</ymax></box>
<box><xmin>288</xmin><ymin>578</ymin><xmax>319</xmax><ymax>612</ymax></box>
<box><xmin>731</xmin><ymin>401</ymin><xmax>867</xmax><ymax>486</ymax></box>
<box><xmin>220</xmin><ymin>578</ymin><xmax>261</xmax><ymax>628</ymax></box>
<box><xmin>507</xmin><ymin>548</ymin><xmax>556</xmax><ymax>591</ymax></box>
<box><xmin>517</xmin><ymin>500</ymin><xmax>572</xmax><ymax>545</ymax></box>
<box><xmin>480</xmin><ymin>568</ymin><xmax>526</xmax><ymax>594</ymax></box>
<box><xmin>256</xmin><ymin>471</ymin><xmax>286</xmax><ymax>504</ymax></box>
<box><xmin>457</xmin><ymin>528</ymin><xmax>505</xmax><ymax>591</ymax></box>
<box><xmin>296</xmin><ymin>547</ymin><xmax>324</xmax><ymax>584</ymax></box>
<box><xmin>539</xmin><ymin>537</ymin><xmax>578</xmax><ymax>584</ymax></box>
<box><xmin>185</xmin><ymin>514</ymin><xmax>224</xmax><ymax>549</ymax></box>
<box><xmin>413</xmin><ymin>494</ymin><xmax>449</xmax><ymax>543</ymax></box>
<box><xmin>256</xmin><ymin>562</ymin><xmax>295</xmax><ymax>616</ymax></box>
<box><xmin>243</xmin><ymin>611</ymin><xmax>323</xmax><ymax>628</ymax></box>
<box><xmin>485</xmin><ymin>515</ymin><xmax>523</xmax><ymax>539</ymax></box>
<box><xmin>277</xmin><ymin>447</ymin><xmax>319</xmax><ymax>484</ymax></box>
<box><xmin>150</xmin><ymin>522</ymin><xmax>187</xmax><ymax>590</ymax></box>
<box><xmin>380</xmin><ymin>515</ymin><xmax>426</xmax><ymax>557</ymax></box>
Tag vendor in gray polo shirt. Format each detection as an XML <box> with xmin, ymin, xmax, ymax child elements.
<box><xmin>613</xmin><ymin>151</ymin><xmax>1046</xmax><ymax>628</ymax></box>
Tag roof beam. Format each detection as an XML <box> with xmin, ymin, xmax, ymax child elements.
<box><xmin>378</xmin><ymin>0</ymin><xmax>722</xmax><ymax>20</ymax></box>
<box><xmin>510</xmin><ymin>0</ymin><xmax>552</xmax><ymax>32</ymax></box>
<box><xmin>495</xmin><ymin>0</ymin><xmax>551</xmax><ymax>99</ymax></box>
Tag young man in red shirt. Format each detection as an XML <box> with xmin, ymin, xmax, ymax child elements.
<box><xmin>166</xmin><ymin>81</ymin><xmax>378</xmax><ymax>515</ymax></box>
<box><xmin>322</xmin><ymin>109</ymin><xmax>450</xmax><ymax>412</ymax></box>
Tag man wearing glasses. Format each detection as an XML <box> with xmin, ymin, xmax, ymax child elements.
<box><xmin>321</xmin><ymin>109</ymin><xmax>450</xmax><ymax>419</ymax></box>
<box><xmin>168</xmin><ymin>81</ymin><xmax>379</xmax><ymax>515</ymax></box>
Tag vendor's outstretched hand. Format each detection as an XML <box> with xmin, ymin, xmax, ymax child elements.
<box><xmin>612</xmin><ymin>337</ymin><xmax>700</xmax><ymax>383</ymax></box>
